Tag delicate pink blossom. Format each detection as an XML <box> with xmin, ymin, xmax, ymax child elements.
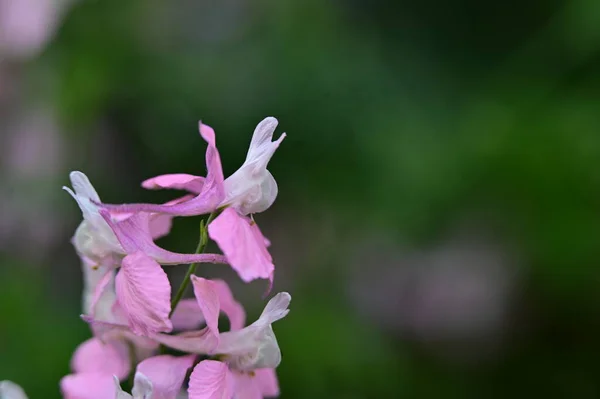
<box><xmin>153</xmin><ymin>290</ymin><xmax>290</xmax><ymax>368</ymax></box>
<box><xmin>95</xmin><ymin>118</ymin><xmax>285</xmax><ymax>283</ymax></box>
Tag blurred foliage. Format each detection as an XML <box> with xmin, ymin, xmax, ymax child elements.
<box><xmin>3</xmin><ymin>0</ymin><xmax>600</xmax><ymax>397</ymax></box>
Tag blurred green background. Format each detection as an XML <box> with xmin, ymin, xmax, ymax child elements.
<box><xmin>2</xmin><ymin>0</ymin><xmax>600</xmax><ymax>397</ymax></box>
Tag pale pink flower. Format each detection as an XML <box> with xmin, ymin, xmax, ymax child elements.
<box><xmin>64</xmin><ymin>171</ymin><xmax>224</xmax><ymax>266</ymax></box>
<box><xmin>95</xmin><ymin>123</ymin><xmax>225</xmax><ymax>217</ymax></box>
<box><xmin>0</xmin><ymin>381</ymin><xmax>27</xmax><ymax>399</ymax></box>
<box><xmin>155</xmin><ymin>292</ymin><xmax>290</xmax><ymax>399</ymax></box>
<box><xmin>65</xmin><ymin>171</ymin><xmax>228</xmax><ymax>335</ymax></box>
<box><xmin>95</xmin><ymin>118</ymin><xmax>285</xmax><ymax>284</ymax></box>
<box><xmin>114</xmin><ymin>355</ymin><xmax>196</xmax><ymax>399</ymax></box>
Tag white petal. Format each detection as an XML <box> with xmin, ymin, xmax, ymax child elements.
<box><xmin>220</xmin><ymin>118</ymin><xmax>285</xmax><ymax>215</ymax></box>
<box><xmin>70</xmin><ymin>171</ymin><xmax>101</xmax><ymax>203</ymax></box>
<box><xmin>215</xmin><ymin>293</ymin><xmax>291</xmax><ymax>371</ymax></box>
<box><xmin>0</xmin><ymin>381</ymin><xmax>28</xmax><ymax>399</ymax></box>
<box><xmin>113</xmin><ymin>375</ymin><xmax>134</xmax><ymax>399</ymax></box>
<box><xmin>131</xmin><ymin>373</ymin><xmax>154</xmax><ymax>399</ymax></box>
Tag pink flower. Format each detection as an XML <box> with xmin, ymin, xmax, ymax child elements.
<box><xmin>114</xmin><ymin>355</ymin><xmax>196</xmax><ymax>399</ymax></box>
<box><xmin>65</xmin><ymin>171</ymin><xmax>229</xmax><ymax>336</ymax></box>
<box><xmin>0</xmin><ymin>381</ymin><xmax>28</xmax><ymax>399</ymax></box>
<box><xmin>95</xmin><ymin>118</ymin><xmax>285</xmax><ymax>284</ymax></box>
<box><xmin>154</xmin><ymin>291</ymin><xmax>291</xmax><ymax>399</ymax></box>
<box><xmin>94</xmin><ymin>123</ymin><xmax>225</xmax><ymax>217</ymax></box>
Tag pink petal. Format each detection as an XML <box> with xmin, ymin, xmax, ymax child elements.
<box><xmin>255</xmin><ymin>369</ymin><xmax>279</xmax><ymax>397</ymax></box>
<box><xmin>171</xmin><ymin>279</ymin><xmax>244</xmax><ymax>333</ymax></box>
<box><xmin>231</xmin><ymin>372</ymin><xmax>262</xmax><ymax>399</ymax></box>
<box><xmin>212</xmin><ymin>280</ymin><xmax>246</xmax><ymax>331</ymax></box>
<box><xmin>100</xmin><ymin>210</ymin><xmax>228</xmax><ymax>265</ymax></box>
<box><xmin>60</xmin><ymin>373</ymin><xmax>116</xmax><ymax>399</ymax></box>
<box><xmin>188</xmin><ymin>360</ymin><xmax>233</xmax><ymax>399</ymax></box>
<box><xmin>71</xmin><ymin>337</ymin><xmax>130</xmax><ymax>380</ymax></box>
<box><xmin>191</xmin><ymin>276</ymin><xmax>221</xmax><ymax>344</ymax></box>
<box><xmin>97</xmin><ymin>123</ymin><xmax>225</xmax><ymax>216</ymax></box>
<box><xmin>135</xmin><ymin>355</ymin><xmax>196</xmax><ymax>399</ymax></box>
<box><xmin>171</xmin><ymin>298</ymin><xmax>205</xmax><ymax>331</ymax></box>
<box><xmin>208</xmin><ymin>209</ymin><xmax>274</xmax><ymax>283</ymax></box>
<box><xmin>152</xmin><ymin>327</ymin><xmax>219</xmax><ymax>354</ymax></box>
<box><xmin>116</xmin><ymin>251</ymin><xmax>173</xmax><ymax>336</ymax></box>
<box><xmin>142</xmin><ymin>174</ymin><xmax>205</xmax><ymax>194</ymax></box>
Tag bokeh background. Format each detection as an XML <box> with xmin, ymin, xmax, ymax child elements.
<box><xmin>2</xmin><ymin>0</ymin><xmax>600</xmax><ymax>397</ymax></box>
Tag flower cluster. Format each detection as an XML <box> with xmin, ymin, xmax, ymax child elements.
<box><xmin>1</xmin><ymin>117</ymin><xmax>291</xmax><ymax>399</ymax></box>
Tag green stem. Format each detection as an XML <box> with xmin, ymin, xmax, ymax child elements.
<box><xmin>169</xmin><ymin>212</ymin><xmax>217</xmax><ymax>317</ymax></box>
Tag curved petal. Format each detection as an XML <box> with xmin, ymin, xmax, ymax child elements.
<box><xmin>71</xmin><ymin>337</ymin><xmax>131</xmax><ymax>380</ymax></box>
<box><xmin>212</xmin><ymin>280</ymin><xmax>245</xmax><ymax>331</ymax></box>
<box><xmin>215</xmin><ymin>293</ymin><xmax>291</xmax><ymax>371</ymax></box>
<box><xmin>208</xmin><ymin>209</ymin><xmax>274</xmax><ymax>283</ymax></box>
<box><xmin>191</xmin><ymin>276</ymin><xmax>221</xmax><ymax>343</ymax></box>
<box><xmin>245</xmin><ymin>117</ymin><xmax>286</xmax><ymax>174</ymax></box>
<box><xmin>69</xmin><ymin>171</ymin><xmax>101</xmax><ymax>203</ymax></box>
<box><xmin>152</xmin><ymin>327</ymin><xmax>219</xmax><ymax>355</ymax></box>
<box><xmin>171</xmin><ymin>299</ymin><xmax>205</xmax><ymax>331</ymax></box>
<box><xmin>64</xmin><ymin>172</ymin><xmax>123</xmax><ymax>258</ymax></box>
<box><xmin>60</xmin><ymin>373</ymin><xmax>117</xmax><ymax>399</ymax></box>
<box><xmin>113</xmin><ymin>376</ymin><xmax>134</xmax><ymax>399</ymax></box>
<box><xmin>142</xmin><ymin>174</ymin><xmax>205</xmax><ymax>194</ymax></box>
<box><xmin>96</xmin><ymin>123</ymin><xmax>225</xmax><ymax>217</ymax></box>
<box><xmin>0</xmin><ymin>381</ymin><xmax>28</xmax><ymax>399</ymax></box>
<box><xmin>100</xmin><ymin>210</ymin><xmax>227</xmax><ymax>266</ymax></box>
<box><xmin>134</xmin><ymin>355</ymin><xmax>196</xmax><ymax>399</ymax></box>
<box><xmin>116</xmin><ymin>252</ymin><xmax>173</xmax><ymax>336</ymax></box>
<box><xmin>188</xmin><ymin>360</ymin><xmax>233</xmax><ymax>399</ymax></box>
<box><xmin>255</xmin><ymin>369</ymin><xmax>279</xmax><ymax>397</ymax></box>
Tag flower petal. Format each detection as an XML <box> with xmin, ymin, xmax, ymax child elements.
<box><xmin>191</xmin><ymin>276</ymin><xmax>221</xmax><ymax>344</ymax></box>
<box><xmin>64</xmin><ymin>172</ymin><xmax>124</xmax><ymax>259</ymax></box>
<box><xmin>69</xmin><ymin>171</ymin><xmax>101</xmax><ymax>203</ymax></box>
<box><xmin>188</xmin><ymin>360</ymin><xmax>233</xmax><ymax>399</ymax></box>
<box><xmin>244</xmin><ymin>117</ymin><xmax>286</xmax><ymax>174</ymax></box>
<box><xmin>142</xmin><ymin>174</ymin><xmax>205</xmax><ymax>194</ymax></box>
<box><xmin>100</xmin><ymin>210</ymin><xmax>228</xmax><ymax>265</ymax></box>
<box><xmin>116</xmin><ymin>251</ymin><xmax>173</xmax><ymax>336</ymax></box>
<box><xmin>212</xmin><ymin>279</ymin><xmax>245</xmax><ymax>331</ymax></box>
<box><xmin>152</xmin><ymin>327</ymin><xmax>219</xmax><ymax>354</ymax></box>
<box><xmin>60</xmin><ymin>373</ymin><xmax>117</xmax><ymax>399</ymax></box>
<box><xmin>134</xmin><ymin>355</ymin><xmax>196</xmax><ymax>399</ymax></box>
<box><xmin>96</xmin><ymin>123</ymin><xmax>225</xmax><ymax>216</ymax></box>
<box><xmin>0</xmin><ymin>381</ymin><xmax>28</xmax><ymax>399</ymax></box>
<box><xmin>113</xmin><ymin>376</ymin><xmax>134</xmax><ymax>399</ymax></box>
<box><xmin>208</xmin><ymin>209</ymin><xmax>274</xmax><ymax>283</ymax></box>
<box><xmin>231</xmin><ymin>372</ymin><xmax>262</xmax><ymax>399</ymax></box>
<box><xmin>255</xmin><ymin>369</ymin><xmax>279</xmax><ymax>397</ymax></box>
<box><xmin>71</xmin><ymin>337</ymin><xmax>131</xmax><ymax>380</ymax></box>
<box><xmin>215</xmin><ymin>293</ymin><xmax>291</xmax><ymax>371</ymax></box>
<box><xmin>171</xmin><ymin>298</ymin><xmax>205</xmax><ymax>331</ymax></box>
